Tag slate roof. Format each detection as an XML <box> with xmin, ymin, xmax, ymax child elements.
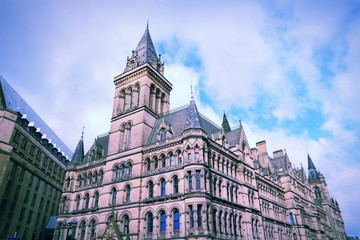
<box><xmin>308</xmin><ymin>154</ymin><xmax>320</xmax><ymax>181</ymax></box>
<box><xmin>148</xmin><ymin>103</ymin><xmax>221</xmax><ymax>144</ymax></box>
<box><xmin>82</xmin><ymin>133</ymin><xmax>109</xmax><ymax>163</ymax></box>
<box><xmin>0</xmin><ymin>75</ymin><xmax>73</xmax><ymax>159</ymax></box>
<box><xmin>124</xmin><ymin>24</ymin><xmax>161</xmax><ymax>73</ymax></box>
<box><xmin>71</xmin><ymin>135</ymin><xmax>84</xmax><ymax>163</ymax></box>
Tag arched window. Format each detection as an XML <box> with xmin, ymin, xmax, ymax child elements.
<box><xmin>111</xmin><ymin>188</ymin><xmax>117</xmax><ymax>205</ymax></box>
<box><xmin>160</xmin><ymin>211</ymin><xmax>167</xmax><ymax>232</ymax></box>
<box><xmin>115</xmin><ymin>166</ymin><xmax>120</xmax><ymax>179</ymax></box>
<box><xmin>161</xmin><ymin>179</ymin><xmax>166</xmax><ymax>197</ymax></box>
<box><xmin>219</xmin><ymin>211</ymin><xmax>223</xmax><ymax>234</ymax></box>
<box><xmin>127</xmin><ymin>163</ymin><xmax>132</xmax><ymax>177</ymax></box>
<box><xmin>66</xmin><ymin>177</ymin><xmax>70</xmax><ymax>188</ymax></box>
<box><xmin>121</xmin><ymin>90</ymin><xmax>126</xmax><ymax>111</ymax></box>
<box><xmin>173</xmin><ymin>209</ymin><xmax>180</xmax><ymax>231</ymax></box>
<box><xmin>99</xmin><ymin>170</ymin><xmax>104</xmax><ymax>183</ymax></box>
<box><xmin>136</xmin><ymin>85</ymin><xmax>140</xmax><ymax>107</ymax></box>
<box><xmin>177</xmin><ymin>151</ymin><xmax>182</xmax><ymax>164</ymax></box>
<box><xmin>84</xmin><ymin>193</ymin><xmax>89</xmax><ymax>209</ymax></box>
<box><xmin>224</xmin><ymin>212</ymin><xmax>228</xmax><ymax>234</ymax></box>
<box><xmin>121</xmin><ymin>164</ymin><xmax>126</xmax><ymax>177</ymax></box>
<box><xmin>173</xmin><ymin>176</ymin><xmax>179</xmax><ymax>194</ymax></box>
<box><xmin>154</xmin><ymin>157</ymin><xmax>158</xmax><ymax>169</ymax></box>
<box><xmin>94</xmin><ymin>191</ymin><xmax>99</xmax><ymax>208</ymax></box>
<box><xmin>147</xmin><ymin>213</ymin><xmax>153</xmax><ymax>233</ymax></box>
<box><xmin>126</xmin><ymin>185</ymin><xmax>131</xmax><ymax>203</ymax></box>
<box><xmin>289</xmin><ymin>213</ymin><xmax>295</xmax><ymax>224</ymax></box>
<box><xmin>213</xmin><ymin>209</ymin><xmax>217</xmax><ymax>234</ymax></box>
<box><xmin>315</xmin><ymin>187</ymin><xmax>321</xmax><ymax>199</ymax></box>
<box><xmin>169</xmin><ymin>152</ymin><xmax>174</xmax><ymax>166</ymax></box>
<box><xmin>146</xmin><ymin>159</ymin><xmax>151</xmax><ymax>172</ymax></box>
<box><xmin>76</xmin><ymin>195</ymin><xmax>81</xmax><ymax>211</ymax></box>
<box><xmin>161</xmin><ymin>154</ymin><xmax>166</xmax><ymax>168</ymax></box>
<box><xmin>80</xmin><ymin>221</ymin><xmax>86</xmax><ymax>240</ymax></box>
<box><xmin>88</xmin><ymin>173</ymin><xmax>92</xmax><ymax>185</ymax></box>
<box><xmin>129</xmin><ymin>88</ymin><xmax>133</xmax><ymax>108</ymax></box>
<box><xmin>293</xmin><ymin>233</ymin><xmax>298</xmax><ymax>240</ymax></box>
<box><xmin>93</xmin><ymin>171</ymin><xmax>98</xmax><ymax>184</ymax></box>
<box><xmin>123</xmin><ymin>215</ymin><xmax>130</xmax><ymax>235</ymax></box>
<box><xmin>77</xmin><ymin>175</ymin><xmax>82</xmax><ymax>187</ymax></box>
<box><xmin>148</xmin><ymin>181</ymin><xmax>154</xmax><ymax>198</ymax></box>
<box><xmin>90</xmin><ymin>219</ymin><xmax>96</xmax><ymax>238</ymax></box>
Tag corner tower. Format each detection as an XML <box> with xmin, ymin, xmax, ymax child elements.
<box><xmin>108</xmin><ymin>25</ymin><xmax>172</xmax><ymax>155</ymax></box>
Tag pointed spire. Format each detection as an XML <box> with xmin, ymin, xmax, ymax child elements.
<box><xmin>124</xmin><ymin>22</ymin><xmax>163</xmax><ymax>73</ymax></box>
<box><xmin>307</xmin><ymin>153</ymin><xmax>319</xmax><ymax>182</ymax></box>
<box><xmin>221</xmin><ymin>112</ymin><xmax>231</xmax><ymax>133</ymax></box>
<box><xmin>183</xmin><ymin>97</ymin><xmax>202</xmax><ymax>131</ymax></box>
<box><xmin>307</xmin><ymin>153</ymin><xmax>316</xmax><ymax>170</ymax></box>
<box><xmin>71</xmin><ymin>130</ymin><xmax>85</xmax><ymax>163</ymax></box>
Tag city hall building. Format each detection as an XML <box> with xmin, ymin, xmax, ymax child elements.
<box><xmin>55</xmin><ymin>26</ymin><xmax>346</xmax><ymax>240</ymax></box>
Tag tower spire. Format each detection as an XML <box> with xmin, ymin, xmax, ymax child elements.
<box><xmin>222</xmin><ymin>112</ymin><xmax>231</xmax><ymax>133</ymax></box>
<box><xmin>123</xmin><ymin>23</ymin><xmax>164</xmax><ymax>74</ymax></box>
<box><xmin>307</xmin><ymin>153</ymin><xmax>319</xmax><ymax>182</ymax></box>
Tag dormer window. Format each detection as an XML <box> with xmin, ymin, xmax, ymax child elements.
<box><xmin>160</xmin><ymin>128</ymin><xmax>166</xmax><ymax>141</ymax></box>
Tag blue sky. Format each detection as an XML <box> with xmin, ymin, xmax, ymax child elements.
<box><xmin>1</xmin><ymin>0</ymin><xmax>360</xmax><ymax>236</ymax></box>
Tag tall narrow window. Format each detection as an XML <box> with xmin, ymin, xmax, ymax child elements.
<box><xmin>148</xmin><ymin>181</ymin><xmax>154</xmax><ymax>198</ymax></box>
<box><xmin>195</xmin><ymin>170</ymin><xmax>201</xmax><ymax>190</ymax></box>
<box><xmin>173</xmin><ymin>209</ymin><xmax>180</xmax><ymax>231</ymax></box>
<box><xmin>66</xmin><ymin>177</ymin><xmax>70</xmax><ymax>188</ymax></box>
<box><xmin>177</xmin><ymin>151</ymin><xmax>182</xmax><ymax>164</ymax></box>
<box><xmin>111</xmin><ymin>188</ymin><xmax>117</xmax><ymax>205</ymax></box>
<box><xmin>169</xmin><ymin>153</ymin><xmax>174</xmax><ymax>166</ymax></box>
<box><xmin>173</xmin><ymin>176</ymin><xmax>179</xmax><ymax>194</ymax></box>
<box><xmin>188</xmin><ymin>151</ymin><xmax>192</xmax><ymax>161</ymax></box>
<box><xmin>115</xmin><ymin>166</ymin><xmax>120</xmax><ymax>178</ymax></box>
<box><xmin>121</xmin><ymin>164</ymin><xmax>126</xmax><ymax>177</ymax></box>
<box><xmin>160</xmin><ymin>211</ymin><xmax>167</xmax><ymax>232</ymax></box>
<box><xmin>289</xmin><ymin>213</ymin><xmax>295</xmax><ymax>224</ymax></box>
<box><xmin>154</xmin><ymin>157</ymin><xmax>158</xmax><ymax>169</ymax></box>
<box><xmin>161</xmin><ymin>154</ymin><xmax>166</xmax><ymax>168</ymax></box>
<box><xmin>147</xmin><ymin>213</ymin><xmax>153</xmax><ymax>233</ymax></box>
<box><xmin>160</xmin><ymin>128</ymin><xmax>166</xmax><ymax>141</ymax></box>
<box><xmin>84</xmin><ymin>194</ymin><xmax>89</xmax><ymax>209</ymax></box>
<box><xmin>94</xmin><ymin>192</ymin><xmax>99</xmax><ymax>208</ymax></box>
<box><xmin>189</xmin><ymin>205</ymin><xmax>194</xmax><ymax>229</ymax></box>
<box><xmin>76</xmin><ymin>195</ymin><xmax>81</xmax><ymax>211</ymax></box>
<box><xmin>195</xmin><ymin>147</ymin><xmax>199</xmax><ymax>160</ymax></box>
<box><xmin>188</xmin><ymin>171</ymin><xmax>193</xmax><ymax>191</ymax></box>
<box><xmin>146</xmin><ymin>159</ymin><xmax>151</xmax><ymax>172</ymax></box>
<box><xmin>161</xmin><ymin>179</ymin><xmax>166</xmax><ymax>197</ymax></box>
<box><xmin>224</xmin><ymin>212</ymin><xmax>228</xmax><ymax>234</ymax></box>
<box><xmin>80</xmin><ymin>221</ymin><xmax>86</xmax><ymax>240</ymax></box>
<box><xmin>197</xmin><ymin>204</ymin><xmax>202</xmax><ymax>228</ymax></box>
<box><xmin>123</xmin><ymin>215</ymin><xmax>130</xmax><ymax>235</ymax></box>
<box><xmin>137</xmin><ymin>85</ymin><xmax>140</xmax><ymax>107</ymax></box>
<box><xmin>127</xmin><ymin>163</ymin><xmax>132</xmax><ymax>177</ymax></box>
<box><xmin>129</xmin><ymin>88</ymin><xmax>133</xmax><ymax>108</ymax></box>
<box><xmin>90</xmin><ymin>220</ymin><xmax>96</xmax><ymax>238</ymax></box>
<box><xmin>213</xmin><ymin>209</ymin><xmax>217</xmax><ymax>234</ymax></box>
<box><xmin>219</xmin><ymin>211</ymin><xmax>223</xmax><ymax>234</ymax></box>
<box><xmin>126</xmin><ymin>185</ymin><xmax>131</xmax><ymax>203</ymax></box>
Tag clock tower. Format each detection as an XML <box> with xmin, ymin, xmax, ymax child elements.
<box><xmin>107</xmin><ymin>24</ymin><xmax>172</xmax><ymax>155</ymax></box>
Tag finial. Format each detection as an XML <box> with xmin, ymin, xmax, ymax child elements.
<box><xmin>81</xmin><ymin>125</ymin><xmax>85</xmax><ymax>139</ymax></box>
<box><xmin>146</xmin><ymin>20</ymin><xmax>149</xmax><ymax>31</ymax></box>
<box><xmin>190</xmin><ymin>81</ymin><xmax>194</xmax><ymax>99</ymax></box>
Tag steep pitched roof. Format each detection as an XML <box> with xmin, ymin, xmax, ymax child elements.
<box><xmin>124</xmin><ymin>24</ymin><xmax>162</xmax><ymax>73</ymax></box>
<box><xmin>221</xmin><ymin>112</ymin><xmax>231</xmax><ymax>133</ymax></box>
<box><xmin>0</xmin><ymin>75</ymin><xmax>73</xmax><ymax>159</ymax></box>
<box><xmin>147</xmin><ymin>103</ymin><xmax>221</xmax><ymax>145</ymax></box>
<box><xmin>71</xmin><ymin>135</ymin><xmax>85</xmax><ymax>163</ymax></box>
<box><xmin>308</xmin><ymin>153</ymin><xmax>320</xmax><ymax>181</ymax></box>
<box><xmin>183</xmin><ymin>97</ymin><xmax>202</xmax><ymax>131</ymax></box>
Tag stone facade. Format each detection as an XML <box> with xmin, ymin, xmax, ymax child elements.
<box><xmin>0</xmin><ymin>76</ymin><xmax>70</xmax><ymax>240</ymax></box>
<box><xmin>55</xmin><ymin>26</ymin><xmax>347</xmax><ymax>240</ymax></box>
